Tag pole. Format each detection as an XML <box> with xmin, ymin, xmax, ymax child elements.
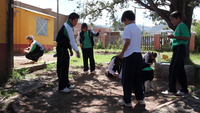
<box><xmin>134</xmin><ymin>7</ymin><xmax>136</xmax><ymax>24</ymax></box>
<box><xmin>57</xmin><ymin>0</ymin><xmax>59</xmax><ymax>32</ymax></box>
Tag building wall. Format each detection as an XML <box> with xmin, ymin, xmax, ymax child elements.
<box><xmin>0</xmin><ymin>0</ymin><xmax>8</xmax><ymax>82</ymax></box>
<box><xmin>13</xmin><ymin>7</ymin><xmax>54</xmax><ymax>53</ymax></box>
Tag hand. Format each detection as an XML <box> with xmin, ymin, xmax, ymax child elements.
<box><xmin>98</xmin><ymin>29</ymin><xmax>101</xmax><ymax>33</ymax></box>
<box><xmin>167</xmin><ymin>34</ymin><xmax>174</xmax><ymax>38</ymax></box>
<box><xmin>119</xmin><ymin>53</ymin><xmax>123</xmax><ymax>59</ymax></box>
<box><xmin>80</xmin><ymin>44</ymin><xmax>83</xmax><ymax>48</ymax></box>
<box><xmin>70</xmin><ymin>49</ymin><xmax>73</xmax><ymax>56</ymax></box>
<box><xmin>76</xmin><ymin>51</ymin><xmax>80</xmax><ymax>58</ymax></box>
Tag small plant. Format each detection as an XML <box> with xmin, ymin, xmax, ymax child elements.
<box><xmin>10</xmin><ymin>70</ymin><xmax>24</xmax><ymax>82</ymax></box>
<box><xmin>94</xmin><ymin>39</ymin><xmax>103</xmax><ymax>49</ymax></box>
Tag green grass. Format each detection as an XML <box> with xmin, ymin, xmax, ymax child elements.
<box><xmin>70</xmin><ymin>53</ymin><xmax>117</xmax><ymax>67</ymax></box>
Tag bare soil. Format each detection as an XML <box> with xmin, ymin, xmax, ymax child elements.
<box><xmin>3</xmin><ymin>52</ymin><xmax>200</xmax><ymax>113</ymax></box>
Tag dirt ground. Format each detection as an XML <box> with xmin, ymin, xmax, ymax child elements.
<box><xmin>3</xmin><ymin>52</ymin><xmax>200</xmax><ymax>113</ymax></box>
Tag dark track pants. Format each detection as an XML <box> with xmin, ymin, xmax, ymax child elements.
<box><xmin>121</xmin><ymin>52</ymin><xmax>144</xmax><ymax>103</ymax></box>
<box><xmin>56</xmin><ymin>44</ymin><xmax>70</xmax><ymax>90</ymax></box>
<box><xmin>169</xmin><ymin>44</ymin><xmax>188</xmax><ymax>93</ymax></box>
<box><xmin>26</xmin><ymin>51</ymin><xmax>43</xmax><ymax>62</ymax></box>
<box><xmin>142</xmin><ymin>70</ymin><xmax>154</xmax><ymax>84</ymax></box>
<box><xmin>82</xmin><ymin>48</ymin><xmax>95</xmax><ymax>72</ymax></box>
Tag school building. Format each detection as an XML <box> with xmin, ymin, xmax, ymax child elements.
<box><xmin>13</xmin><ymin>3</ymin><xmax>55</xmax><ymax>53</ymax></box>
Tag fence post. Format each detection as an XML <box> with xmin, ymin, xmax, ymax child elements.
<box><xmin>154</xmin><ymin>34</ymin><xmax>160</xmax><ymax>50</ymax></box>
<box><xmin>189</xmin><ymin>34</ymin><xmax>195</xmax><ymax>51</ymax></box>
<box><xmin>101</xmin><ymin>34</ymin><xmax>106</xmax><ymax>48</ymax></box>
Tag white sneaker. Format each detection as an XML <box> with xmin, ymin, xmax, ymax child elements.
<box><xmin>91</xmin><ymin>70</ymin><xmax>96</xmax><ymax>74</ymax></box>
<box><xmin>118</xmin><ymin>99</ymin><xmax>132</xmax><ymax>107</ymax></box>
<box><xmin>60</xmin><ymin>87</ymin><xmax>70</xmax><ymax>93</ymax></box>
<box><xmin>144</xmin><ymin>80</ymin><xmax>151</xmax><ymax>93</ymax></box>
<box><xmin>161</xmin><ymin>90</ymin><xmax>174</xmax><ymax>95</ymax></box>
<box><xmin>83</xmin><ymin>71</ymin><xmax>88</xmax><ymax>74</ymax></box>
<box><xmin>150</xmin><ymin>81</ymin><xmax>157</xmax><ymax>91</ymax></box>
<box><xmin>138</xmin><ymin>100</ymin><xmax>146</xmax><ymax>105</ymax></box>
<box><xmin>176</xmin><ymin>90</ymin><xmax>187</xmax><ymax>96</ymax></box>
<box><xmin>69</xmin><ymin>85</ymin><xmax>75</xmax><ymax>89</ymax></box>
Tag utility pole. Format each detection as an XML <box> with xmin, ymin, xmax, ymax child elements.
<box><xmin>134</xmin><ymin>7</ymin><xmax>136</xmax><ymax>24</ymax></box>
<box><xmin>57</xmin><ymin>0</ymin><xmax>59</xmax><ymax>32</ymax></box>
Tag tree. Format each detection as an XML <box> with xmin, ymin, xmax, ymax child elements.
<box><xmin>78</xmin><ymin>0</ymin><xmax>200</xmax><ymax>62</ymax></box>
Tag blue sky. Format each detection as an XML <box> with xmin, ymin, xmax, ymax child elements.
<box><xmin>16</xmin><ymin>0</ymin><xmax>200</xmax><ymax>26</ymax></box>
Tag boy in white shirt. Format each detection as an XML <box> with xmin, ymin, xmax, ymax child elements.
<box><xmin>118</xmin><ymin>10</ymin><xmax>145</xmax><ymax>107</ymax></box>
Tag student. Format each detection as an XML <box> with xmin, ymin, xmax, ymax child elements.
<box><xmin>142</xmin><ymin>61</ymin><xmax>157</xmax><ymax>93</ymax></box>
<box><xmin>24</xmin><ymin>35</ymin><xmax>44</xmax><ymax>63</ymax></box>
<box><xmin>162</xmin><ymin>11</ymin><xmax>190</xmax><ymax>96</ymax></box>
<box><xmin>56</xmin><ymin>12</ymin><xmax>80</xmax><ymax>93</ymax></box>
<box><xmin>118</xmin><ymin>10</ymin><xmax>145</xmax><ymax>107</ymax></box>
<box><xmin>143</xmin><ymin>51</ymin><xmax>157</xmax><ymax>65</ymax></box>
<box><xmin>77</xmin><ymin>23</ymin><xmax>101</xmax><ymax>74</ymax></box>
<box><xmin>106</xmin><ymin>55</ymin><xmax>122</xmax><ymax>78</ymax></box>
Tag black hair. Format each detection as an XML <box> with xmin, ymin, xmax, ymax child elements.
<box><xmin>26</xmin><ymin>35</ymin><xmax>34</xmax><ymax>41</ymax></box>
<box><xmin>114</xmin><ymin>55</ymin><xmax>122</xmax><ymax>64</ymax></box>
<box><xmin>152</xmin><ymin>52</ymin><xmax>157</xmax><ymax>58</ymax></box>
<box><xmin>170</xmin><ymin>11</ymin><xmax>182</xmax><ymax>20</ymax></box>
<box><xmin>121</xmin><ymin>10</ymin><xmax>135</xmax><ymax>22</ymax></box>
<box><xmin>81</xmin><ymin>23</ymin><xmax>88</xmax><ymax>30</ymax></box>
<box><xmin>68</xmin><ymin>12</ymin><xmax>79</xmax><ymax>20</ymax></box>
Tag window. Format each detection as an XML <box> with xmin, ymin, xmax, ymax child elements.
<box><xmin>36</xmin><ymin>18</ymin><xmax>47</xmax><ymax>36</ymax></box>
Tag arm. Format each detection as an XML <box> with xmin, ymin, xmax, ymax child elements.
<box><xmin>119</xmin><ymin>39</ymin><xmax>130</xmax><ymax>59</ymax></box>
<box><xmin>167</xmin><ymin>35</ymin><xmax>190</xmax><ymax>40</ymax></box>
<box><xmin>108</xmin><ymin>58</ymin><xmax>116</xmax><ymax>75</ymax></box>
<box><xmin>64</xmin><ymin>23</ymin><xmax>80</xmax><ymax>57</ymax></box>
<box><xmin>77</xmin><ymin>32</ymin><xmax>82</xmax><ymax>47</ymax></box>
<box><xmin>91</xmin><ymin>29</ymin><xmax>100</xmax><ymax>36</ymax></box>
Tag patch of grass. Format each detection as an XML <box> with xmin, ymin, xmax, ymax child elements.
<box><xmin>25</xmin><ymin>74</ymin><xmax>37</xmax><ymax>79</ymax></box>
<box><xmin>10</xmin><ymin>70</ymin><xmax>25</xmax><ymax>83</ymax></box>
<box><xmin>45</xmin><ymin>63</ymin><xmax>57</xmax><ymax>71</ymax></box>
<box><xmin>69</xmin><ymin>74</ymin><xmax>73</xmax><ymax>78</ymax></box>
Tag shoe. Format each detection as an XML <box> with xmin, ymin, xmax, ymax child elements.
<box><xmin>118</xmin><ymin>99</ymin><xmax>132</xmax><ymax>107</ymax></box>
<box><xmin>91</xmin><ymin>70</ymin><xmax>96</xmax><ymax>74</ymax></box>
<box><xmin>176</xmin><ymin>90</ymin><xmax>187</xmax><ymax>96</ymax></box>
<box><xmin>150</xmin><ymin>81</ymin><xmax>157</xmax><ymax>91</ymax></box>
<box><xmin>83</xmin><ymin>71</ymin><xmax>88</xmax><ymax>74</ymax></box>
<box><xmin>138</xmin><ymin>100</ymin><xmax>146</xmax><ymax>105</ymax></box>
<box><xmin>161</xmin><ymin>90</ymin><xmax>174</xmax><ymax>95</ymax></box>
<box><xmin>53</xmin><ymin>53</ymin><xmax>57</xmax><ymax>57</ymax></box>
<box><xmin>60</xmin><ymin>87</ymin><xmax>70</xmax><ymax>93</ymax></box>
<box><xmin>144</xmin><ymin>80</ymin><xmax>151</xmax><ymax>93</ymax></box>
<box><xmin>69</xmin><ymin>85</ymin><xmax>75</xmax><ymax>89</ymax></box>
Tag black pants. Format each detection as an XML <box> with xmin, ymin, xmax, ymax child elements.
<box><xmin>82</xmin><ymin>48</ymin><xmax>95</xmax><ymax>72</ymax></box>
<box><xmin>142</xmin><ymin>70</ymin><xmax>154</xmax><ymax>84</ymax></box>
<box><xmin>121</xmin><ymin>53</ymin><xmax>144</xmax><ymax>103</ymax></box>
<box><xmin>169</xmin><ymin>44</ymin><xmax>188</xmax><ymax>93</ymax></box>
<box><xmin>56</xmin><ymin>44</ymin><xmax>70</xmax><ymax>90</ymax></box>
<box><xmin>106</xmin><ymin>64</ymin><xmax>121</xmax><ymax>78</ymax></box>
<box><xmin>26</xmin><ymin>51</ymin><xmax>43</xmax><ymax>62</ymax></box>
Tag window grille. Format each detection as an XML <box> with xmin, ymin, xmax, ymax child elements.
<box><xmin>36</xmin><ymin>18</ymin><xmax>47</xmax><ymax>36</ymax></box>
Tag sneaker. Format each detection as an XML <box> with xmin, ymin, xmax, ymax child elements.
<box><xmin>60</xmin><ymin>87</ymin><xmax>70</xmax><ymax>93</ymax></box>
<box><xmin>144</xmin><ymin>80</ymin><xmax>151</xmax><ymax>93</ymax></box>
<box><xmin>150</xmin><ymin>81</ymin><xmax>157</xmax><ymax>91</ymax></box>
<box><xmin>83</xmin><ymin>71</ymin><xmax>88</xmax><ymax>74</ymax></box>
<box><xmin>91</xmin><ymin>70</ymin><xmax>96</xmax><ymax>74</ymax></box>
<box><xmin>69</xmin><ymin>85</ymin><xmax>75</xmax><ymax>89</ymax></box>
<box><xmin>118</xmin><ymin>99</ymin><xmax>132</xmax><ymax>107</ymax></box>
<box><xmin>53</xmin><ymin>53</ymin><xmax>57</xmax><ymax>57</ymax></box>
<box><xmin>161</xmin><ymin>90</ymin><xmax>174</xmax><ymax>95</ymax></box>
<box><xmin>176</xmin><ymin>90</ymin><xmax>187</xmax><ymax>96</ymax></box>
<box><xmin>138</xmin><ymin>100</ymin><xmax>146</xmax><ymax>105</ymax></box>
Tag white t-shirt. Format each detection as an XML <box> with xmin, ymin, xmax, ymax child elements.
<box><xmin>121</xmin><ymin>23</ymin><xmax>141</xmax><ymax>57</ymax></box>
